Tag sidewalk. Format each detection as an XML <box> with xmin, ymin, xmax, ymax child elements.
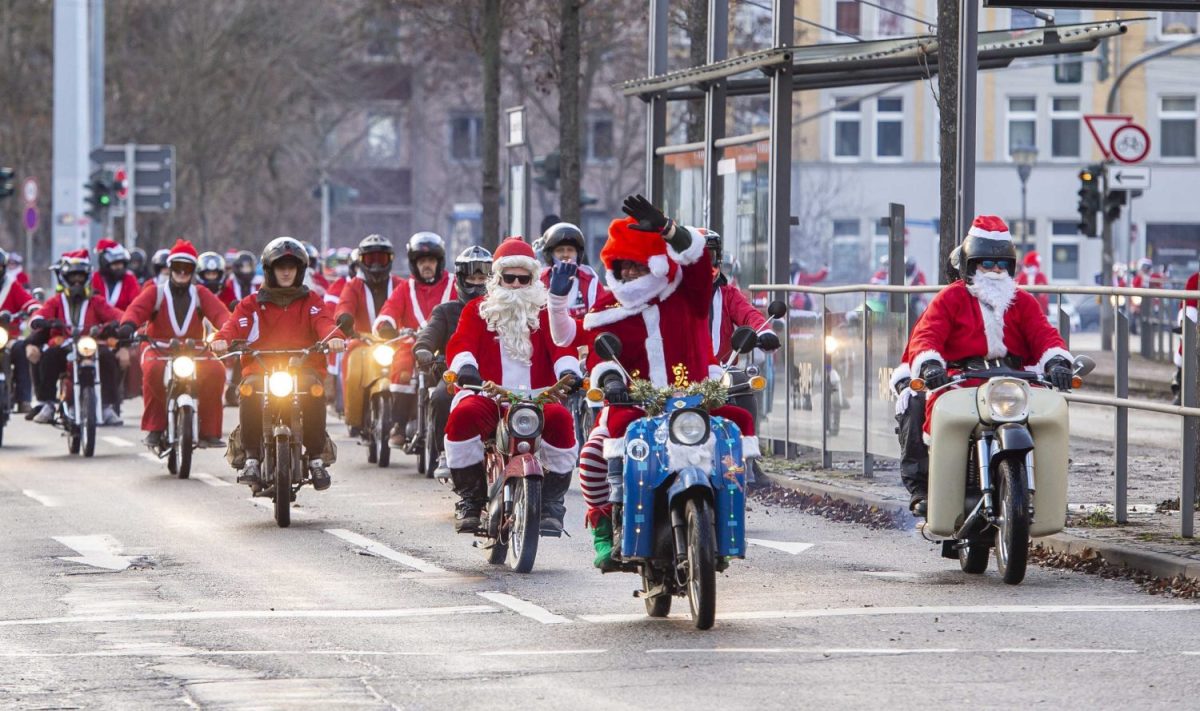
<box><xmin>758</xmin><ymin>455</ymin><xmax>1200</xmax><ymax>587</ymax></box>
<box><xmin>1068</xmin><ymin>331</ymin><xmax>1177</xmax><ymax>400</ymax></box>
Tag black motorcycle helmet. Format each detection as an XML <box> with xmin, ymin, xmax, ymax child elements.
<box><xmin>58</xmin><ymin>251</ymin><xmax>93</xmax><ymax>299</ymax></box>
<box><xmin>961</xmin><ymin>216</ymin><xmax>1017</xmax><ymax>284</ymax></box>
<box><xmin>540</xmin><ymin>222</ymin><xmax>587</xmax><ymax>266</ymax></box>
<box><xmin>232</xmin><ymin>250</ymin><xmax>257</xmax><ymax>282</ymax></box>
<box><xmin>0</xmin><ymin>247</ymin><xmax>7</xmax><ymax>283</ymax></box>
<box><xmin>128</xmin><ymin>247</ymin><xmax>148</xmax><ymax>279</ymax></box>
<box><xmin>454</xmin><ymin>245</ymin><xmax>493</xmax><ymax>301</ymax></box>
<box><xmin>406</xmin><ymin>232</ymin><xmax>446</xmax><ymax>283</ymax></box>
<box><xmin>150</xmin><ymin>248</ymin><xmax>170</xmax><ymax>277</ymax></box>
<box><xmin>260</xmin><ymin>236</ymin><xmax>308</xmax><ymax>288</ymax></box>
<box><xmin>197</xmin><ymin>251</ymin><xmax>227</xmax><ymax>293</ymax></box>
<box><xmin>357</xmin><ymin>234</ymin><xmax>394</xmax><ymax>284</ymax></box>
<box><xmin>97</xmin><ymin>241</ymin><xmax>130</xmax><ymax>278</ymax></box>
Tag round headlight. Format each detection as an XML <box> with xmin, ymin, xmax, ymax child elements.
<box><xmin>825</xmin><ymin>335</ymin><xmax>839</xmax><ymax>354</ymax></box>
<box><xmin>508</xmin><ymin>406</ymin><xmax>542</xmax><ymax>438</ymax></box>
<box><xmin>0</xmin><ymin>329</ymin><xmax>9</xmax><ymax>349</ymax></box>
<box><xmin>670</xmin><ymin>410</ymin><xmax>709</xmax><ymax>445</ymax></box>
<box><xmin>987</xmin><ymin>380</ymin><xmax>1028</xmax><ymax>420</ymax></box>
<box><xmin>172</xmin><ymin>356</ymin><xmax>196</xmax><ymax>378</ymax></box>
<box><xmin>268</xmin><ymin>371</ymin><xmax>294</xmax><ymax>398</ymax></box>
<box><xmin>77</xmin><ymin>336</ymin><xmax>98</xmax><ymax>357</ymax></box>
<box><xmin>372</xmin><ymin>344</ymin><xmax>395</xmax><ymax>366</ymax></box>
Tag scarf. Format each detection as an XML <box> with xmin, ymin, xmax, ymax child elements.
<box><xmin>256</xmin><ymin>285</ymin><xmax>310</xmax><ymax>307</ymax></box>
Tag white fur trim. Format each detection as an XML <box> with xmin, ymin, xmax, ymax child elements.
<box><xmin>910</xmin><ymin>350</ymin><xmax>944</xmax><ymax>379</ymax></box>
<box><xmin>537</xmin><ymin>441</ymin><xmax>578</xmax><ymax>474</ymax></box>
<box><xmin>553</xmin><ymin>355</ymin><xmax>582</xmax><ymax>379</ymax></box>
<box><xmin>895</xmin><ymin>387</ymin><xmax>916</xmax><ymax>416</ymax></box>
<box><xmin>708</xmin><ymin>364</ymin><xmax>724</xmax><ymax>381</ymax></box>
<box><xmin>668</xmin><ymin>437</ymin><xmax>716</xmax><ymax>471</ymax></box>
<box><xmin>449</xmin><ymin>351</ymin><xmax>478</xmax><ymax>373</ymax></box>
<box><xmin>389</xmin><ymin>382</ymin><xmax>415</xmax><ymax>394</ymax></box>
<box><xmin>641</xmin><ymin>305</ymin><xmax>668</xmax><ymax>387</ymax></box>
<box><xmin>444</xmin><ymin>434</ymin><xmax>485</xmax><ymax>468</ymax></box>
<box><xmin>710</xmin><ymin>289</ymin><xmax>723</xmax><ymax>354</ymax></box>
<box><xmin>667</xmin><ymin>226</ymin><xmax>707</xmax><ymax>266</ymax></box>
<box><xmin>602</xmin><ymin>436</ymin><xmax>626</xmax><ymax>459</ymax></box>
<box><xmin>547</xmin><ymin>292</ymin><xmax>578</xmax><ymax>346</ymax></box>
<box><xmin>591</xmin><ymin>362</ymin><xmax>623</xmax><ymax>392</ymax></box>
<box><xmin>1035</xmin><ymin>346</ymin><xmax>1073</xmax><ymax>374</ymax></box>
<box><xmin>888</xmin><ymin>362</ymin><xmax>912</xmax><ymax>391</ymax></box>
<box><xmin>740</xmin><ymin>435</ymin><xmax>761</xmax><ymax>459</ymax></box>
<box><xmin>493</xmin><ymin>255</ymin><xmax>541</xmax><ymax>276</ymax></box>
<box><xmin>372</xmin><ymin>314</ymin><xmax>397</xmax><ymax>335</ymax></box>
<box><xmin>499</xmin><ymin>340</ymin><xmax>532</xmax><ymax>389</ymax></box>
<box><xmin>1185</xmin><ymin>306</ymin><xmax>1198</xmax><ymax>324</ymax></box>
<box><xmin>648</xmin><ymin>254</ymin><xmax>669</xmax><ymax>278</ymax></box>
<box><xmin>584</xmin><ymin>269</ymin><xmax>683</xmax><ymax>329</ymax></box>
<box><xmin>967</xmin><ymin>225</ymin><xmax>1013</xmax><ymax>241</ymax></box>
<box><xmin>977</xmin><ymin>300</ymin><xmax>1008</xmax><ymax>358</ymax></box>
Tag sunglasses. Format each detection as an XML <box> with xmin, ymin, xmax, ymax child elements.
<box><xmin>362</xmin><ymin>252</ymin><xmax>392</xmax><ymax>266</ymax></box>
<box><xmin>501</xmin><ymin>273</ymin><xmax>532</xmax><ymax>285</ymax></box>
<box><xmin>171</xmin><ymin>264</ymin><xmax>195</xmax><ymax>274</ymax></box>
<box><xmin>979</xmin><ymin>259</ymin><xmax>1012</xmax><ymax>271</ymax></box>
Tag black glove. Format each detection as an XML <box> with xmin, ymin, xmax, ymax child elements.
<box><xmin>377</xmin><ymin>323</ymin><xmax>399</xmax><ymax>340</ymax></box>
<box><xmin>0</xmin><ymin>311</ymin><xmax>11</xmax><ymax>326</ymax></box>
<box><xmin>919</xmin><ymin>361</ymin><xmax>949</xmax><ymax>390</ymax></box>
<box><xmin>566</xmin><ymin>373</ymin><xmax>583</xmax><ymax>394</ymax></box>
<box><xmin>98</xmin><ymin>322</ymin><xmax>119</xmax><ymax>340</ymax></box>
<box><xmin>456</xmin><ymin>364</ymin><xmax>482</xmax><ymax>388</ymax></box>
<box><xmin>414</xmin><ymin>348</ymin><xmax>434</xmax><ymax>365</ymax></box>
<box><xmin>621</xmin><ymin>194</ymin><xmax>672</xmax><ymax>234</ymax></box>
<box><xmin>1045</xmin><ymin>357</ymin><xmax>1073</xmax><ymax>391</ymax></box>
<box><xmin>600</xmin><ymin>371</ymin><xmax>630</xmax><ymax>404</ymax></box>
<box><xmin>117</xmin><ymin>323</ymin><xmax>137</xmax><ymax>340</ymax></box>
<box><xmin>757</xmin><ymin>331</ymin><xmax>781</xmax><ymax>352</ymax></box>
<box><xmin>548</xmin><ymin>261</ymin><xmax>577</xmax><ymax>297</ymax></box>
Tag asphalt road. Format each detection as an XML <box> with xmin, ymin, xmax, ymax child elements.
<box><xmin>2</xmin><ymin>399</ymin><xmax>1198</xmax><ymax>710</ymax></box>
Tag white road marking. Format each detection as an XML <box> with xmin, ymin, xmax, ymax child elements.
<box><xmin>0</xmin><ymin>605</ymin><xmax>499</xmax><ymax>628</ymax></box>
<box><xmin>192</xmin><ymin>472</ymin><xmax>232</xmax><ymax>488</ymax></box>
<box><xmin>325</xmin><ymin>529</ymin><xmax>445</xmax><ymax>574</ymax></box>
<box><xmin>746</xmin><ymin>538</ymin><xmax>814</xmax><ymax>555</ymax></box>
<box><xmin>23</xmin><ymin>490</ymin><xmax>61</xmax><ymax>507</ymax></box>
<box><xmin>248</xmin><ymin>497</ymin><xmax>308</xmax><ymax>517</ymax></box>
<box><xmin>102</xmin><ymin>435</ymin><xmax>134</xmax><ymax>448</ymax></box>
<box><xmin>477</xmin><ymin>649</ymin><xmax>607</xmax><ymax>656</ymax></box>
<box><xmin>647</xmin><ymin>647</ymin><xmax>959</xmax><ymax>655</ymax></box>
<box><xmin>139</xmin><ymin>452</ymin><xmax>161</xmax><ymax>464</ymax></box>
<box><xmin>52</xmin><ymin>535</ymin><xmax>137</xmax><ymax>571</ymax></box>
<box><xmin>996</xmin><ymin>648</ymin><xmax>1139</xmax><ymax>654</ymax></box>
<box><xmin>862</xmin><ymin>571</ymin><xmax>922</xmax><ymax>580</ymax></box>
<box><xmin>477</xmin><ymin>592</ymin><xmax>572</xmax><ymax>624</ymax></box>
<box><xmin>579</xmin><ymin>603</ymin><xmax>1200</xmax><ymax>624</ymax></box>
<box><xmin>0</xmin><ymin>648</ymin><xmax>605</xmax><ymax>659</ymax></box>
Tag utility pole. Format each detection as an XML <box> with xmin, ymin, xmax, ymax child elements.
<box><xmin>89</xmin><ymin>0</ymin><xmax>105</xmax><ymax>246</ymax></box>
<box><xmin>320</xmin><ymin>175</ymin><xmax>330</xmax><ymax>257</ymax></box>
<box><xmin>52</xmin><ymin>0</ymin><xmax>93</xmax><ymax>257</ymax></box>
<box><xmin>935</xmin><ymin>0</ymin><xmax>959</xmax><ymax>283</ymax></box>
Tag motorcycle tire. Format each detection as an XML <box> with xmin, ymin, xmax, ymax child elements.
<box><xmin>683</xmin><ymin>497</ymin><xmax>717</xmax><ymax>630</ymax></box>
<box><xmin>995</xmin><ymin>457</ymin><xmax>1030</xmax><ymax>585</ymax></box>
<box><xmin>643</xmin><ymin>570</ymin><xmax>672</xmax><ymax>617</ymax></box>
<box><xmin>373</xmin><ymin>393</ymin><xmax>391</xmax><ymax>468</ymax></box>
<box><xmin>423</xmin><ymin>407</ymin><xmax>437</xmax><ymax>479</ymax></box>
<box><xmin>364</xmin><ymin>396</ymin><xmax>377</xmax><ymax>464</ymax></box>
<box><xmin>81</xmin><ymin>387</ymin><xmax>96</xmax><ymax>458</ymax></box>
<box><xmin>274</xmin><ymin>436</ymin><xmax>292</xmax><ymax>528</ymax></box>
<box><xmin>508</xmin><ymin>476</ymin><xmax>542</xmax><ymax>574</ymax></box>
<box><xmin>175</xmin><ymin>406</ymin><xmax>194</xmax><ymax>479</ymax></box>
<box><xmin>958</xmin><ymin>538</ymin><xmax>990</xmax><ymax>574</ymax></box>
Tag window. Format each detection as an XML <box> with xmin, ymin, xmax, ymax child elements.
<box><xmin>832</xmin><ymin>98</ymin><xmax>861</xmax><ymax>159</ymax></box>
<box><xmin>1050</xmin><ymin>97</ymin><xmax>1081</xmax><ymax>159</ymax></box>
<box><xmin>1053</xmin><ymin>11</ymin><xmax>1083</xmax><ymax>84</ymax></box>
<box><xmin>1160</xmin><ymin>96</ymin><xmax>1197</xmax><ymax>159</ymax></box>
<box><xmin>1161</xmin><ymin>12</ymin><xmax>1198</xmax><ymax>38</ymax></box>
<box><xmin>1006</xmin><ymin>97</ymin><xmax>1037</xmax><ymax>158</ymax></box>
<box><xmin>833</xmin><ymin>219</ymin><xmax>860</xmax><ymax>237</ymax></box>
<box><xmin>876</xmin><ymin>0</ymin><xmax>906</xmax><ymax>37</ymax></box>
<box><xmin>1007</xmin><ymin>218</ymin><xmax>1036</xmax><ymax>244</ymax></box>
<box><xmin>1010</xmin><ymin>9</ymin><xmax>1037</xmax><ymax>30</ymax></box>
<box><xmin>835</xmin><ymin>0</ymin><xmax>861</xmax><ymax>38</ymax></box>
<box><xmin>449</xmin><ymin>113</ymin><xmax>483</xmax><ymax>162</ymax></box>
<box><xmin>586</xmin><ymin>114</ymin><xmax>614</xmax><ymax>163</ymax></box>
<box><xmin>365</xmin><ymin>113</ymin><xmax>398</xmax><ymax>160</ymax></box>
<box><xmin>875</xmin><ymin>97</ymin><xmax>903</xmax><ymax>159</ymax></box>
<box><xmin>1051</xmin><ymin>221</ymin><xmax>1082</xmax><ymax>281</ymax></box>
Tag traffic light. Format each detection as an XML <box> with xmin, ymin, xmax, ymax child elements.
<box><xmin>113</xmin><ymin>167</ymin><xmax>129</xmax><ymax>201</ymax></box>
<box><xmin>0</xmin><ymin>167</ymin><xmax>14</xmax><ymax>200</ymax></box>
<box><xmin>84</xmin><ymin>170</ymin><xmax>114</xmax><ymax>221</ymax></box>
<box><xmin>1104</xmin><ymin>188</ymin><xmax>1126</xmax><ymax>225</ymax></box>
<box><xmin>1076</xmin><ymin>164</ymin><xmax>1102</xmax><ymax>237</ymax></box>
<box><xmin>533</xmin><ymin>152</ymin><xmax>560</xmax><ymax>192</ymax></box>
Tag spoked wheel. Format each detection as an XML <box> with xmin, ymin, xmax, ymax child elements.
<box><xmin>958</xmin><ymin>538</ymin><xmax>990</xmax><ymax>574</ymax></box>
<box><xmin>80</xmin><ymin>387</ymin><xmax>96</xmax><ymax>458</ymax></box>
<box><xmin>683</xmin><ymin>498</ymin><xmax>717</xmax><ymax>630</ymax></box>
<box><xmin>995</xmin><ymin>457</ymin><xmax>1030</xmax><ymax>585</ymax></box>
<box><xmin>174</xmin><ymin>406</ymin><xmax>194</xmax><ymax>479</ymax></box>
<box><xmin>273</xmin><ymin>436</ymin><xmax>292</xmax><ymax>528</ymax></box>
<box><xmin>642</xmin><ymin>569</ymin><xmax>672</xmax><ymax>618</ymax></box>
<box><xmin>508</xmin><ymin>476</ymin><xmax>542</xmax><ymax>574</ymax></box>
<box><xmin>371</xmin><ymin>393</ymin><xmax>391</xmax><ymax>468</ymax></box>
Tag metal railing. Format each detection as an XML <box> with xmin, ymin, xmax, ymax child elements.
<box><xmin>749</xmin><ymin>281</ymin><xmax>1200</xmax><ymax>536</ymax></box>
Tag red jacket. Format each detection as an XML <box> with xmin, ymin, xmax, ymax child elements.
<box><xmin>0</xmin><ymin>274</ymin><xmax>38</xmax><ymax>336</ymax></box>
<box><xmin>375</xmin><ymin>272</ymin><xmax>455</xmax><ymax>332</ymax></box>
<box><xmin>335</xmin><ymin>276</ymin><xmax>404</xmax><ymax>335</ymax></box>
<box><xmin>216</xmin><ymin>291</ymin><xmax>336</xmax><ymax>375</ymax></box>
<box><xmin>447</xmin><ymin>297</ymin><xmax>579</xmax><ymax>390</ymax></box>
<box><xmin>219</xmin><ymin>276</ymin><xmax>259</xmax><ymax>311</ymax></box>
<box><xmin>91</xmin><ymin>272</ymin><xmax>141</xmax><ymax>312</ymax></box>
<box><xmin>538</xmin><ymin>265</ymin><xmax>608</xmax><ymax>319</ymax></box>
<box><xmin>1015</xmin><ymin>268</ymin><xmax>1050</xmax><ymax>312</ymax></box>
<box><xmin>122</xmin><ymin>282</ymin><xmax>229</xmax><ymax>341</ymax></box>
<box><xmin>711</xmin><ymin>283</ymin><xmax>768</xmax><ymax>363</ymax></box>
<box><xmin>32</xmin><ymin>293</ymin><xmax>124</xmax><ymax>340</ymax></box>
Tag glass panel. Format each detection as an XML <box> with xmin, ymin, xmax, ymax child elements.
<box><xmin>836</xmin><ymin>1</ymin><xmax>861</xmax><ymax>36</ymax></box>
<box><xmin>827</xmin><ymin>304</ymin><xmax>863</xmax><ymax>453</ymax></box>
<box><xmin>1010</xmin><ymin>9</ymin><xmax>1036</xmax><ymax>29</ymax></box>
<box><xmin>835</xmin><ymin>119</ymin><xmax>861</xmax><ymax>157</ymax></box>
<box><xmin>662</xmin><ymin>150</ymin><xmax>705</xmax><ymax>229</ymax></box>
<box><xmin>878</xmin><ymin>97</ymin><xmax>903</xmax><ymax>112</ymax></box>
<box><xmin>1162</xmin><ymin>96</ymin><xmax>1196</xmax><ymax>112</ymax></box>
<box><xmin>1009</xmin><ymin>120</ymin><xmax>1035</xmax><ymax>153</ymax></box>
<box><xmin>876</xmin><ymin>0</ymin><xmax>906</xmax><ymax>37</ymax></box>
<box><xmin>1051</xmin><ymin>119</ymin><xmax>1080</xmax><ymax>157</ymax></box>
<box><xmin>868</xmin><ymin>304</ymin><xmax>908</xmax><ymax>460</ymax></box>
<box><xmin>1162</xmin><ymin>12</ymin><xmax>1198</xmax><ymax>36</ymax></box>
<box><xmin>877</xmin><ymin>120</ymin><xmax>903</xmax><ymax>157</ymax></box>
<box><xmin>1009</xmin><ymin>97</ymin><xmax>1036</xmax><ymax>112</ymax></box>
<box><xmin>1161</xmin><ymin>119</ymin><xmax>1197</xmax><ymax>157</ymax></box>
<box><xmin>719</xmin><ymin>142</ymin><xmax>770</xmax><ymax>290</ymax></box>
<box><xmin>1051</xmin><ymin>243</ymin><xmax>1079</xmax><ymax>281</ymax></box>
<box><xmin>1052</xmin><ymin>97</ymin><xmax>1080</xmax><ymax>112</ymax></box>
<box><xmin>788</xmin><ymin>302</ymin><xmax>825</xmax><ymax>450</ymax></box>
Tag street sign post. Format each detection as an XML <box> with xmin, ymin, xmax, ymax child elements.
<box><xmin>22</xmin><ymin>177</ymin><xmax>38</xmax><ymax>205</ymax></box>
<box><xmin>1108</xmin><ymin>166</ymin><xmax>1151</xmax><ymax>192</ymax></box>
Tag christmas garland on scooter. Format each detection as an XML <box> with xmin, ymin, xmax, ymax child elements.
<box><xmin>627</xmin><ymin>377</ymin><xmax>729</xmax><ymax>416</ymax></box>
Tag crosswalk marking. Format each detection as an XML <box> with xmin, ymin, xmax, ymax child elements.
<box><xmin>325</xmin><ymin>529</ymin><xmax>445</xmax><ymax>573</ymax></box>
<box><xmin>476</xmin><ymin>592</ymin><xmax>571</xmax><ymax>624</ymax></box>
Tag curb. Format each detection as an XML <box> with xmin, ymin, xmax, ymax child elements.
<box><xmin>761</xmin><ymin>469</ymin><xmax>1200</xmax><ymax>582</ymax></box>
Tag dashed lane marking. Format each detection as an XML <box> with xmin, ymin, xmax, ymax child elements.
<box><xmin>0</xmin><ymin>648</ymin><xmax>606</xmax><ymax>659</ymax></box>
<box><xmin>101</xmin><ymin>436</ymin><xmax>134</xmax><ymax>448</ymax></box>
<box><xmin>477</xmin><ymin>592</ymin><xmax>572</xmax><ymax>624</ymax></box>
<box><xmin>0</xmin><ymin>605</ymin><xmax>499</xmax><ymax>628</ymax></box>
<box><xmin>646</xmin><ymin>647</ymin><xmax>1142</xmax><ymax>656</ymax></box>
<box><xmin>192</xmin><ymin>472</ymin><xmax>233</xmax><ymax>487</ymax></box>
<box><xmin>325</xmin><ymin>529</ymin><xmax>446</xmax><ymax>574</ymax></box>
<box><xmin>23</xmin><ymin>490</ymin><xmax>61</xmax><ymax>507</ymax></box>
<box><xmin>52</xmin><ymin>534</ymin><xmax>137</xmax><ymax>571</ymax></box>
<box><xmin>578</xmin><ymin>603</ymin><xmax>1200</xmax><ymax>624</ymax></box>
<box><xmin>746</xmin><ymin>539</ymin><xmax>814</xmax><ymax>555</ymax></box>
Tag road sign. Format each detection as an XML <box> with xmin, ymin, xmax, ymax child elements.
<box><xmin>1109</xmin><ymin>166</ymin><xmax>1151</xmax><ymax>191</ymax></box>
<box><xmin>22</xmin><ymin>177</ymin><xmax>38</xmax><ymax>205</ymax></box>
<box><xmin>89</xmin><ymin>144</ymin><xmax>175</xmax><ymax>212</ymax></box>
<box><xmin>1083</xmin><ymin>114</ymin><xmax>1131</xmax><ymax>161</ymax></box>
<box><xmin>24</xmin><ymin>206</ymin><xmax>38</xmax><ymax>232</ymax></box>
<box><xmin>1111</xmin><ymin>123</ymin><xmax>1151</xmax><ymax>164</ymax></box>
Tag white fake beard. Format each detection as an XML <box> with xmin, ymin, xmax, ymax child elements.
<box><xmin>479</xmin><ymin>277</ymin><xmax>547</xmax><ymax>364</ymax></box>
<box><xmin>967</xmin><ymin>270</ymin><xmax>1017</xmax><ymax>312</ymax></box>
<box><xmin>607</xmin><ymin>271</ymin><xmax>670</xmax><ymax>310</ymax></box>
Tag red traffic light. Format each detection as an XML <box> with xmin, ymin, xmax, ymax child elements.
<box><xmin>113</xmin><ymin>168</ymin><xmax>129</xmax><ymax>200</ymax></box>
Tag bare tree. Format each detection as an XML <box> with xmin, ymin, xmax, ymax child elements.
<box><xmin>557</xmin><ymin>0</ymin><xmax>582</xmax><ymax>225</ymax></box>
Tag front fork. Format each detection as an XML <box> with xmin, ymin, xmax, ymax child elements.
<box><xmin>976</xmin><ymin>433</ymin><xmax>1037</xmax><ymax>520</ymax></box>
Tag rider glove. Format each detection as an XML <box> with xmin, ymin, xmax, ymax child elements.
<box><xmin>456</xmin><ymin>364</ymin><xmax>482</xmax><ymax>388</ymax></box>
<box><xmin>548</xmin><ymin>261</ymin><xmax>577</xmax><ymax>297</ymax></box>
<box><xmin>117</xmin><ymin>323</ymin><xmax>137</xmax><ymax>341</ymax></box>
<box><xmin>621</xmin><ymin>194</ymin><xmax>672</xmax><ymax>235</ymax></box>
<box><xmin>919</xmin><ymin>361</ymin><xmax>949</xmax><ymax>390</ymax></box>
<box><xmin>377</xmin><ymin>323</ymin><xmax>399</xmax><ymax>340</ymax></box>
<box><xmin>757</xmin><ymin>331</ymin><xmax>781</xmax><ymax>352</ymax></box>
<box><xmin>599</xmin><ymin>371</ymin><xmax>630</xmax><ymax>404</ymax></box>
<box><xmin>414</xmin><ymin>348</ymin><xmax>434</xmax><ymax>365</ymax></box>
<box><xmin>1045</xmin><ymin>357</ymin><xmax>1073</xmax><ymax>391</ymax></box>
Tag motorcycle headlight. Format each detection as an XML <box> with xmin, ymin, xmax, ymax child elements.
<box><xmin>669</xmin><ymin>408</ymin><xmax>709</xmax><ymax>446</ymax></box>
<box><xmin>0</xmin><ymin>329</ymin><xmax>8</xmax><ymax>349</ymax></box>
<box><xmin>372</xmin><ymin>344</ymin><xmax>395</xmax><ymax>366</ymax></box>
<box><xmin>77</xmin><ymin>336</ymin><xmax>98</xmax><ymax>357</ymax></box>
<box><xmin>508</xmin><ymin>405</ymin><xmax>543</xmax><ymax>439</ymax></box>
<box><xmin>825</xmin><ymin>335</ymin><xmax>839</xmax><ymax>354</ymax></box>
<box><xmin>172</xmin><ymin>355</ymin><xmax>196</xmax><ymax>379</ymax></box>
<box><xmin>983</xmin><ymin>379</ymin><xmax>1029</xmax><ymax>422</ymax></box>
<box><xmin>268</xmin><ymin>371</ymin><xmax>294</xmax><ymax>398</ymax></box>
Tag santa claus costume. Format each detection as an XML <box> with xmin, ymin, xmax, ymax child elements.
<box><xmin>1015</xmin><ymin>250</ymin><xmax>1050</xmax><ymax>313</ymax></box>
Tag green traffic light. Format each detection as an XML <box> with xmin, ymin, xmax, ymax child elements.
<box><xmin>100</xmin><ymin>195</ymin><xmax>110</xmax><ymax>205</ymax></box>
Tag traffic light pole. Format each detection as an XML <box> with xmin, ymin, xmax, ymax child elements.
<box><xmin>123</xmin><ymin>143</ymin><xmax>137</xmax><ymax>249</ymax></box>
<box><xmin>320</xmin><ymin>176</ymin><xmax>331</xmax><ymax>257</ymax></box>
<box><xmin>1100</xmin><ymin>163</ymin><xmax>1114</xmax><ymax>352</ymax></box>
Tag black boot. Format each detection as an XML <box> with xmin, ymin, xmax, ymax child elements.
<box><xmin>449</xmin><ymin>464</ymin><xmax>488</xmax><ymax>533</ymax></box>
<box><xmin>539</xmin><ymin>470</ymin><xmax>572</xmax><ymax>536</ymax></box>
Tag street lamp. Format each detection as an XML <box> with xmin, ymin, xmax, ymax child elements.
<box><xmin>1010</xmin><ymin>144</ymin><xmax>1037</xmax><ymax>253</ymax></box>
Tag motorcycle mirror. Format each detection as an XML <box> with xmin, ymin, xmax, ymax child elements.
<box><xmin>594</xmin><ymin>333</ymin><xmax>622</xmax><ymax>361</ymax></box>
<box><xmin>767</xmin><ymin>300</ymin><xmax>787</xmax><ymax>319</ymax></box>
<box><xmin>1073</xmin><ymin>354</ymin><xmax>1096</xmax><ymax>378</ymax></box>
<box><xmin>731</xmin><ymin>326</ymin><xmax>758</xmax><ymax>354</ymax></box>
<box><xmin>336</xmin><ymin>313</ymin><xmax>355</xmax><ymax>337</ymax></box>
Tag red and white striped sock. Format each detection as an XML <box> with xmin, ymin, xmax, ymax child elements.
<box><xmin>578</xmin><ymin>428</ymin><xmax>611</xmax><ymax>527</ymax></box>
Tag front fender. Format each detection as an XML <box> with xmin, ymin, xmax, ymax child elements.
<box><xmin>175</xmin><ymin>394</ymin><xmax>196</xmax><ymax>410</ymax></box>
<box><xmin>502</xmin><ymin>452</ymin><xmax>543</xmax><ymax>480</ymax></box>
<box><xmin>992</xmin><ymin>422</ymin><xmax>1034</xmax><ymax>461</ymax></box>
<box><xmin>666</xmin><ymin>466</ymin><xmax>714</xmax><ymax>510</ymax></box>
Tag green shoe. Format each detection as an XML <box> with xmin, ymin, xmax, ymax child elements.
<box><xmin>591</xmin><ymin>516</ymin><xmax>614</xmax><ymax>569</ymax></box>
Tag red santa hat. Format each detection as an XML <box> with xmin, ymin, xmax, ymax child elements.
<box><xmin>600</xmin><ymin>217</ymin><xmax>672</xmax><ymax>279</ymax></box>
<box><xmin>1023</xmin><ymin>251</ymin><xmax>1040</xmax><ymax>268</ymax></box>
<box><xmin>95</xmin><ymin>238</ymin><xmax>130</xmax><ymax>263</ymax></box>
<box><xmin>492</xmin><ymin>237</ymin><xmax>540</xmax><ymax>275</ymax></box>
<box><xmin>167</xmin><ymin>238</ymin><xmax>198</xmax><ymax>265</ymax></box>
<box><xmin>967</xmin><ymin>215</ymin><xmax>1012</xmax><ymax>241</ymax></box>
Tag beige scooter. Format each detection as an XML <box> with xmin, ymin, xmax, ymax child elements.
<box><xmin>912</xmin><ymin>355</ymin><xmax>1095</xmax><ymax>584</ymax></box>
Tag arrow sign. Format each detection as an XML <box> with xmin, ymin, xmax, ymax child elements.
<box><xmin>1109</xmin><ymin>166</ymin><xmax>1151</xmax><ymax>191</ymax></box>
<box><xmin>747</xmin><ymin>538</ymin><xmax>815</xmax><ymax>555</ymax></box>
<box><xmin>53</xmin><ymin>535</ymin><xmax>139</xmax><ymax>571</ymax></box>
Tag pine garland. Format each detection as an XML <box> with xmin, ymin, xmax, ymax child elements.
<box><xmin>628</xmin><ymin>377</ymin><xmax>729</xmax><ymax>416</ymax></box>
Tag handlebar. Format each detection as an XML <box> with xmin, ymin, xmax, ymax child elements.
<box><xmin>911</xmin><ymin>365</ymin><xmax>1083</xmax><ymax>395</ymax></box>
<box><xmin>455</xmin><ymin>373</ymin><xmax>577</xmax><ymax>405</ymax></box>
